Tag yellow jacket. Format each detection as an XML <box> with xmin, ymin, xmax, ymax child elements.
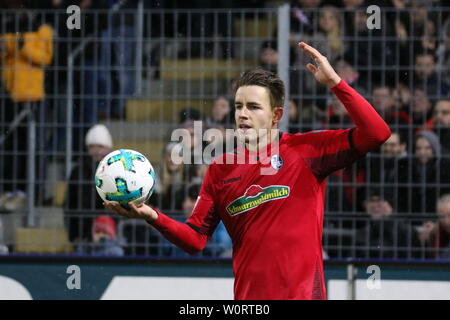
<box><xmin>1</xmin><ymin>24</ymin><xmax>53</xmax><ymax>102</ymax></box>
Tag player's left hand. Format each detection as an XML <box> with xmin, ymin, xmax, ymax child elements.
<box><xmin>298</xmin><ymin>42</ymin><xmax>341</xmax><ymax>88</ymax></box>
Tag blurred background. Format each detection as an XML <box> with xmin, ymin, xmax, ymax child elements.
<box><xmin>1</xmin><ymin>0</ymin><xmax>450</xmax><ymax>299</ymax></box>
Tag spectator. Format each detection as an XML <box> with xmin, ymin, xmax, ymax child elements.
<box><xmin>42</xmin><ymin>0</ymin><xmax>71</xmax><ymax>155</ymax></box>
<box><xmin>387</xmin><ymin>0</ymin><xmax>436</xmax><ymax>73</ymax></box>
<box><xmin>423</xmin><ymin>99</ymin><xmax>450</xmax><ymax>154</ymax></box>
<box><xmin>324</xmin><ymin>96</ymin><xmax>351</xmax><ymax>129</ymax></box>
<box><xmin>259</xmin><ymin>40</ymin><xmax>278</xmax><ymax>73</ymax></box>
<box><xmin>417</xmin><ymin>194</ymin><xmax>450</xmax><ymax>259</ymax></box>
<box><xmin>411</xmin><ymin>88</ymin><xmax>433</xmax><ymax>128</ymax></box>
<box><xmin>290</xmin><ymin>0</ymin><xmax>323</xmax><ymax>42</ymax></box>
<box><xmin>394</xmin><ymin>82</ymin><xmax>411</xmax><ymax>111</ymax></box>
<box><xmin>65</xmin><ymin>124</ymin><xmax>113</xmax><ymax>243</ymax></box>
<box><xmin>70</xmin><ymin>0</ymin><xmax>108</xmax><ymax>154</ymax></box>
<box><xmin>341</xmin><ymin>0</ymin><xmax>365</xmax><ymax>37</ymax></box>
<box><xmin>76</xmin><ymin>215</ymin><xmax>125</xmax><ymax>256</ymax></box>
<box><xmin>363</xmin><ymin>131</ymin><xmax>410</xmax><ymax>213</ymax></box>
<box><xmin>355</xmin><ymin>189</ymin><xmax>416</xmax><ymax>259</ymax></box>
<box><xmin>205</xmin><ymin>96</ymin><xmax>232</xmax><ymax>127</ymax></box>
<box><xmin>178</xmin><ymin>119</ymin><xmax>204</xmax><ymax>166</ymax></box>
<box><xmin>179</xmin><ymin>107</ymin><xmax>203</xmax><ymax>124</ymax></box>
<box><xmin>413</xmin><ymin>52</ymin><xmax>450</xmax><ymax>100</ymax></box>
<box><xmin>409</xmin><ymin>0</ymin><xmax>438</xmax><ymax>54</ymax></box>
<box><xmin>99</xmin><ymin>0</ymin><xmax>139</xmax><ymax>120</ymax></box>
<box><xmin>158</xmin><ymin>142</ymin><xmax>186</xmax><ymax>212</ymax></box>
<box><xmin>344</xmin><ymin>7</ymin><xmax>397</xmax><ymax>86</ymax></box>
<box><xmin>288</xmin><ymin>99</ymin><xmax>300</xmax><ymax>133</ymax></box>
<box><xmin>0</xmin><ymin>8</ymin><xmax>53</xmax><ymax>195</ymax></box>
<box><xmin>371</xmin><ymin>85</ymin><xmax>411</xmax><ymax>141</ymax></box>
<box><xmin>399</xmin><ymin>130</ymin><xmax>450</xmax><ymax>215</ymax></box>
<box><xmin>71</xmin><ymin>0</ymin><xmax>108</xmax><ymax>124</ymax></box>
<box><xmin>381</xmin><ymin>131</ymin><xmax>408</xmax><ymax>160</ymax></box>
<box><xmin>314</xmin><ymin>6</ymin><xmax>344</xmax><ymax>64</ymax></box>
<box><xmin>334</xmin><ymin>59</ymin><xmax>366</xmax><ymax>94</ymax></box>
<box><xmin>436</xmin><ymin>17</ymin><xmax>450</xmax><ymax>85</ymax></box>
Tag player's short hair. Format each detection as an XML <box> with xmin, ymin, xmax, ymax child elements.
<box><xmin>235</xmin><ymin>69</ymin><xmax>285</xmax><ymax>109</ymax></box>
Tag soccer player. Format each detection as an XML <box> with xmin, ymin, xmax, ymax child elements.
<box><xmin>104</xmin><ymin>42</ymin><xmax>391</xmax><ymax>300</ymax></box>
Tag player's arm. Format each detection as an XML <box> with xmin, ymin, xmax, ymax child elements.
<box><xmin>104</xmin><ymin>202</ymin><xmax>211</xmax><ymax>254</ymax></box>
<box><xmin>299</xmin><ymin>42</ymin><xmax>391</xmax><ymax>153</ymax></box>
<box><xmin>104</xmin><ymin>166</ymin><xmax>219</xmax><ymax>255</ymax></box>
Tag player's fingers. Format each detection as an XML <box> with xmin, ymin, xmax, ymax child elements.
<box><xmin>298</xmin><ymin>42</ymin><xmax>323</xmax><ymax>60</ymax></box>
<box><xmin>306</xmin><ymin>63</ymin><xmax>317</xmax><ymax>74</ymax></box>
<box><xmin>128</xmin><ymin>202</ymin><xmax>141</xmax><ymax>214</ymax></box>
<box><xmin>103</xmin><ymin>202</ymin><xmax>117</xmax><ymax>213</ymax></box>
<box><xmin>109</xmin><ymin>202</ymin><xmax>132</xmax><ymax>218</ymax></box>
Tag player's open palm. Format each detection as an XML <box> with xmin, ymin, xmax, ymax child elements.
<box><xmin>103</xmin><ymin>201</ymin><xmax>157</xmax><ymax>222</ymax></box>
<box><xmin>298</xmin><ymin>42</ymin><xmax>341</xmax><ymax>88</ymax></box>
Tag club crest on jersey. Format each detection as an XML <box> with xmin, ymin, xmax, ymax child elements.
<box><xmin>226</xmin><ymin>185</ymin><xmax>290</xmax><ymax>216</ymax></box>
<box><xmin>270</xmin><ymin>154</ymin><xmax>283</xmax><ymax>170</ymax></box>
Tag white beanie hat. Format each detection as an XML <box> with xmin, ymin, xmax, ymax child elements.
<box><xmin>85</xmin><ymin>124</ymin><xmax>113</xmax><ymax>148</ymax></box>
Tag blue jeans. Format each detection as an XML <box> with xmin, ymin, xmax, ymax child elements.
<box><xmin>99</xmin><ymin>25</ymin><xmax>136</xmax><ymax>119</ymax></box>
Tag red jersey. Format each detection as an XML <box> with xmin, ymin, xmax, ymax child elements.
<box><xmin>149</xmin><ymin>80</ymin><xmax>391</xmax><ymax>300</ymax></box>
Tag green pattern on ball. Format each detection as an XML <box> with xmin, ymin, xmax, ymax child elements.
<box><xmin>95</xmin><ymin>177</ymin><xmax>102</xmax><ymax>188</ymax></box>
<box><xmin>105</xmin><ymin>178</ymin><xmax>143</xmax><ymax>206</ymax></box>
<box><xmin>107</xmin><ymin>149</ymin><xmax>145</xmax><ymax>172</ymax></box>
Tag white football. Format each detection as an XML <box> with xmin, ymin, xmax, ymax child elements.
<box><xmin>95</xmin><ymin>149</ymin><xmax>156</xmax><ymax>208</ymax></box>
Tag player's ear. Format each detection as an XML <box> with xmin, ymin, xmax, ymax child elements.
<box><xmin>272</xmin><ymin>107</ymin><xmax>283</xmax><ymax>125</ymax></box>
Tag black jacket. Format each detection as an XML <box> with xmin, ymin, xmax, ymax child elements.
<box><xmin>65</xmin><ymin>156</ymin><xmax>106</xmax><ymax>242</ymax></box>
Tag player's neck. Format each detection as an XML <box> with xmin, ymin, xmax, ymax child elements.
<box><xmin>245</xmin><ymin>128</ymin><xmax>280</xmax><ymax>152</ymax></box>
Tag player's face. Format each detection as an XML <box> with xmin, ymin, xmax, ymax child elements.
<box><xmin>234</xmin><ymin>85</ymin><xmax>276</xmax><ymax>145</ymax></box>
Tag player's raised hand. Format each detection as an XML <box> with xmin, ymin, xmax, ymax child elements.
<box><xmin>103</xmin><ymin>202</ymin><xmax>158</xmax><ymax>222</ymax></box>
<box><xmin>298</xmin><ymin>42</ymin><xmax>341</xmax><ymax>88</ymax></box>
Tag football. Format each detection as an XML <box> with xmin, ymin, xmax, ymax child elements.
<box><xmin>95</xmin><ymin>149</ymin><xmax>156</xmax><ymax>208</ymax></box>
